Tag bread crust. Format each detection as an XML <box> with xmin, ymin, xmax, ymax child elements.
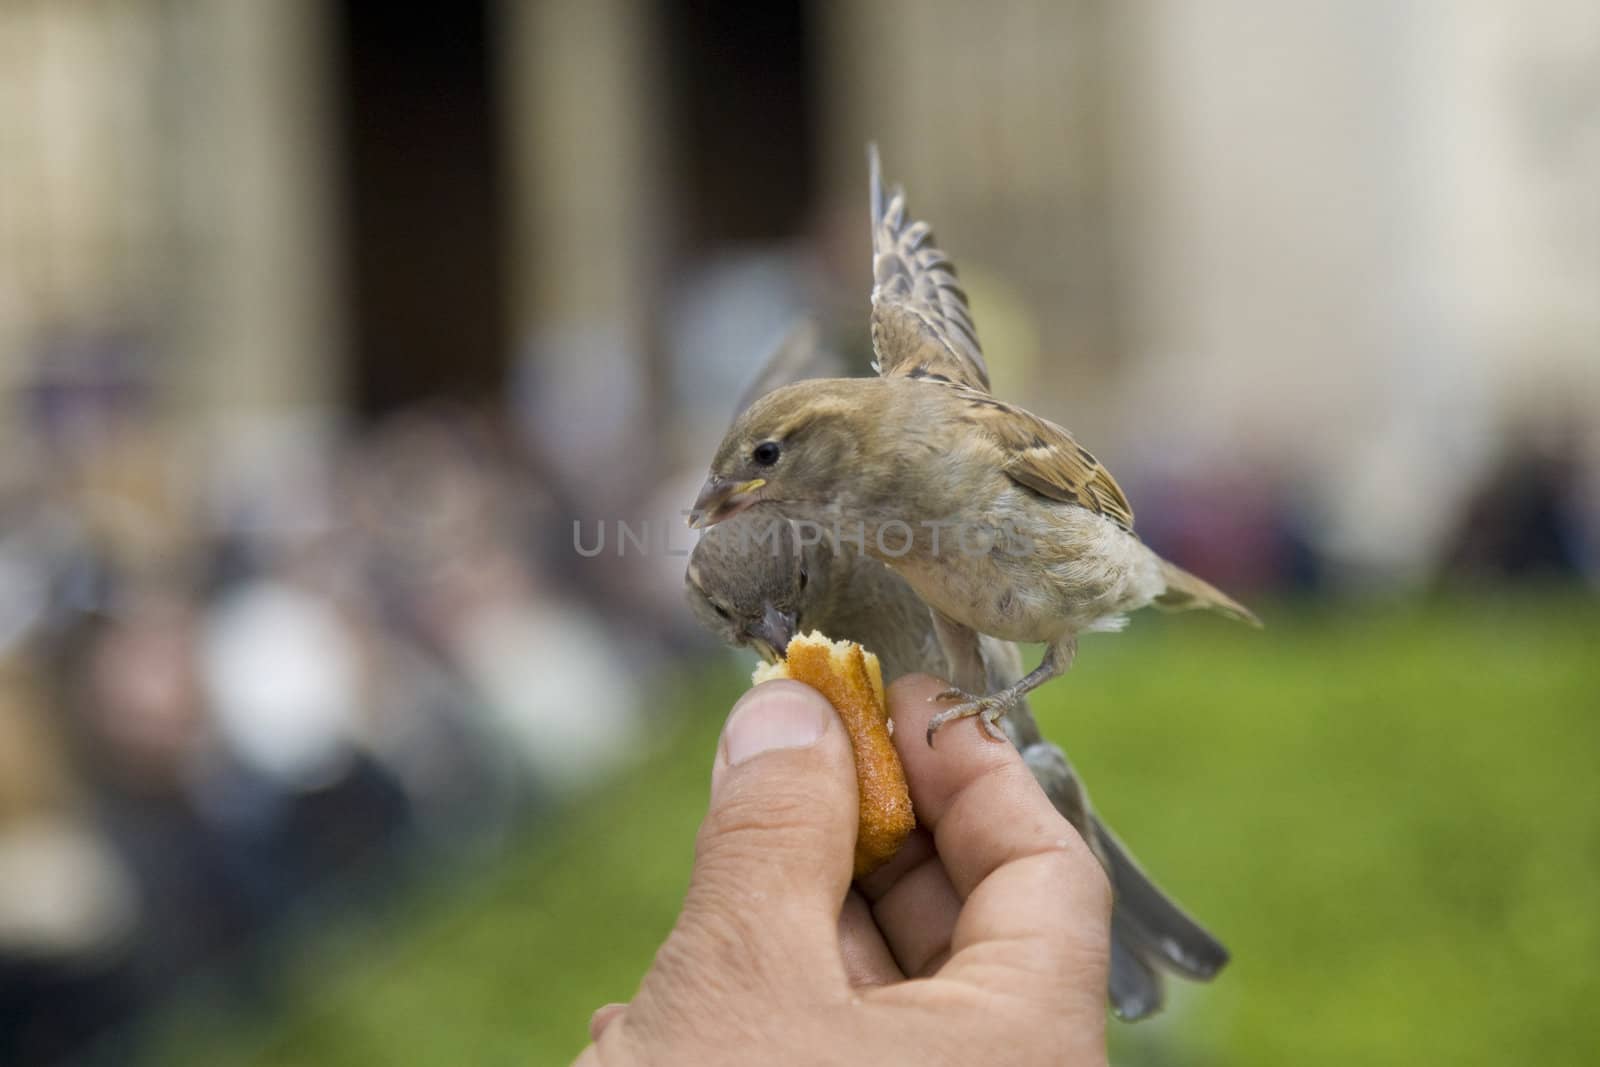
<box><xmin>754</xmin><ymin>632</ymin><xmax>914</xmax><ymax>876</ymax></box>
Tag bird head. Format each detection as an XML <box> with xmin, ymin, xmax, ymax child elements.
<box><xmin>688</xmin><ymin>379</ymin><xmax>869</xmax><ymax>528</ymax></box>
<box><xmin>685</xmin><ymin>511</ymin><xmax>831</xmax><ymax>662</ymax></box>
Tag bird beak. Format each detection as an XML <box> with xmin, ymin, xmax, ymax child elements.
<box><xmin>746</xmin><ymin>602</ymin><xmax>797</xmax><ymax>662</ymax></box>
<box><xmin>688</xmin><ymin>476</ymin><xmax>767</xmax><ymax>528</ymax></box>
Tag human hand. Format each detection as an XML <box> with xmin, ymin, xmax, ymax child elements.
<box><xmin>575</xmin><ymin>675</ymin><xmax>1111</xmax><ymax>1066</ymax></box>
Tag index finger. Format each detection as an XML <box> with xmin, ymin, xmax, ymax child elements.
<box><xmin>887</xmin><ymin>675</ymin><xmax>1111</xmax><ymax>983</ymax></box>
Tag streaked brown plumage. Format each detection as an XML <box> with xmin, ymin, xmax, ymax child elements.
<box><xmin>691</xmin><ymin>147</ymin><xmax>1258</xmax><ymax>743</ymax></box>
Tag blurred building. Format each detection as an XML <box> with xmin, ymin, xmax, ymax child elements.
<box><xmin>3</xmin><ymin>0</ymin><xmax>1596</xmax><ymax>587</ymax></box>
<box><xmin>0</xmin><ymin>0</ymin><xmax>342</xmax><ymax>436</ymax></box>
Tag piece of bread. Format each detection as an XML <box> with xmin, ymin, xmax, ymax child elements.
<box><xmin>753</xmin><ymin>631</ymin><xmax>914</xmax><ymax>876</ymax></box>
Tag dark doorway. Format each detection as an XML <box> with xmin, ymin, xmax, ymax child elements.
<box><xmin>662</xmin><ymin>0</ymin><xmax>817</xmax><ymax>251</ymax></box>
<box><xmin>334</xmin><ymin>0</ymin><xmax>507</xmax><ymax>417</ymax></box>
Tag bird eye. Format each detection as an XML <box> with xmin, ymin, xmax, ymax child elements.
<box><xmin>712</xmin><ymin>602</ymin><xmax>732</xmax><ymax>621</ymax></box>
<box><xmin>752</xmin><ymin>441</ymin><xmax>781</xmax><ymax>466</ymax></box>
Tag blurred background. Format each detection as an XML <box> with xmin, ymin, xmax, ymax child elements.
<box><xmin>1</xmin><ymin>1</ymin><xmax>1597</xmax><ymax>1064</ymax></box>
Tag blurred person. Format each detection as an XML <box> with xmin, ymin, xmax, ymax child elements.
<box><xmin>0</xmin><ymin>481</ymin><xmax>64</xmax><ymax>657</ymax></box>
<box><xmin>0</xmin><ymin>656</ymin><xmax>139</xmax><ymax>1066</ymax></box>
<box><xmin>194</xmin><ymin>572</ymin><xmax>415</xmax><ymax>899</ymax></box>
<box><xmin>1132</xmin><ymin>466</ymin><xmax>1323</xmax><ymax>598</ymax></box>
<box><xmin>22</xmin><ymin>332</ymin><xmax>200</xmax><ymax>589</ymax></box>
<box><xmin>341</xmin><ymin>410</ymin><xmax>644</xmax><ymax>798</ymax></box>
<box><xmin>198</xmin><ymin>578</ymin><xmax>363</xmax><ymax>793</ymax></box>
<box><xmin>37</xmin><ymin>591</ymin><xmax>266</xmax><ymax>1052</ymax></box>
<box><xmin>1441</xmin><ymin>425</ymin><xmax>1592</xmax><ymax>583</ymax></box>
<box><xmin>342</xmin><ymin>602</ymin><xmax>521</xmax><ymax>852</ymax></box>
<box><xmin>192</xmin><ymin>410</ymin><xmax>515</xmax><ymax>850</ymax></box>
<box><xmin>42</xmin><ymin>583</ymin><xmax>407</xmax><ymax>1045</ymax></box>
<box><xmin>578</xmin><ymin>677</ymin><xmax>1110</xmax><ymax>1067</ymax></box>
<box><xmin>422</xmin><ymin>525</ymin><xmax>641</xmax><ymax>798</ymax></box>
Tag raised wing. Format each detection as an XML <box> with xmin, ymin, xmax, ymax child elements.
<box><xmin>868</xmin><ymin>145</ymin><xmax>991</xmax><ymax>393</ymax></box>
<box><xmin>956</xmin><ymin>387</ymin><xmax>1136</xmax><ymax>531</ymax></box>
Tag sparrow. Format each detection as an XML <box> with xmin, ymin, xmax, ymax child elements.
<box><xmin>690</xmin><ymin>146</ymin><xmax>1258</xmax><ymax>745</ymax></box>
<box><xmin>686</xmin><ymin>508</ymin><xmax>1230</xmax><ymax>1019</ymax></box>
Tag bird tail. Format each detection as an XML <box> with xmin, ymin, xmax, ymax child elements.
<box><xmin>985</xmin><ymin>643</ymin><xmax>1231</xmax><ymax>1020</ymax></box>
<box><xmin>1006</xmin><ymin>706</ymin><xmax>1229</xmax><ymax>1021</ymax></box>
<box><xmin>1094</xmin><ymin>815</ymin><xmax>1230</xmax><ymax>1013</ymax></box>
<box><xmin>1155</xmin><ymin>559</ymin><xmax>1262</xmax><ymax>627</ymax></box>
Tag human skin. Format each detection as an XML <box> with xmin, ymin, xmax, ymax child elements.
<box><xmin>573</xmin><ymin>675</ymin><xmax>1112</xmax><ymax>1066</ymax></box>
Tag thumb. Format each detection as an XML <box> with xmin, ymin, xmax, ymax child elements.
<box><xmin>681</xmin><ymin>680</ymin><xmax>859</xmax><ymax>986</ymax></box>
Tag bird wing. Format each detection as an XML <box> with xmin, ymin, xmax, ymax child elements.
<box><xmin>955</xmin><ymin>387</ymin><xmax>1136</xmax><ymax>531</ymax></box>
<box><xmin>868</xmin><ymin>145</ymin><xmax>991</xmax><ymax>393</ymax></box>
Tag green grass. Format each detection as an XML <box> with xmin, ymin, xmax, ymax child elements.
<box><xmin>145</xmin><ymin>592</ymin><xmax>1600</xmax><ymax>1066</ymax></box>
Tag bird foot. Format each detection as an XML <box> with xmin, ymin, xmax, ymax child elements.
<box><xmin>925</xmin><ymin>688</ymin><xmax>1012</xmax><ymax>746</ymax></box>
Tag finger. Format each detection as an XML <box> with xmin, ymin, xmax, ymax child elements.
<box><xmin>588</xmin><ymin>1003</ymin><xmax>626</xmax><ymax>1042</ymax></box>
<box><xmin>678</xmin><ymin>680</ymin><xmax>859</xmax><ymax>986</ymax></box>
<box><xmin>854</xmin><ymin>828</ymin><xmax>960</xmax><ymax>977</ymax></box>
<box><xmin>838</xmin><ymin>889</ymin><xmax>902</xmax><ymax>987</ymax></box>
<box><xmin>888</xmin><ymin>675</ymin><xmax>1105</xmax><ymax>901</ymax></box>
<box><xmin>888</xmin><ymin>675</ymin><xmax>1111</xmax><ymax>985</ymax></box>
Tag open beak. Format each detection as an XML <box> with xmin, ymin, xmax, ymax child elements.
<box><xmin>688</xmin><ymin>476</ymin><xmax>767</xmax><ymax>529</ymax></box>
<box><xmin>746</xmin><ymin>602</ymin><xmax>797</xmax><ymax>663</ymax></box>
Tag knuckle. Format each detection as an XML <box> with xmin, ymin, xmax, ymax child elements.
<box><xmin>1037</xmin><ymin>817</ymin><xmax>1113</xmax><ymax>918</ymax></box>
<box><xmin>1043</xmin><ymin>841</ymin><xmax>1113</xmax><ymax>936</ymax></box>
<box><xmin>701</xmin><ymin>779</ymin><xmax>826</xmax><ymax>856</ymax></box>
<box><xmin>1074</xmin><ymin>848</ymin><xmax>1114</xmax><ymax>917</ymax></box>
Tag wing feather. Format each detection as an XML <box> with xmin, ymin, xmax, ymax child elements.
<box><xmin>866</xmin><ymin>146</ymin><xmax>1132</xmax><ymax>531</ymax></box>
<box><xmin>868</xmin><ymin>145</ymin><xmax>991</xmax><ymax>393</ymax></box>
<box><xmin>954</xmin><ymin>387</ymin><xmax>1136</xmax><ymax>531</ymax></box>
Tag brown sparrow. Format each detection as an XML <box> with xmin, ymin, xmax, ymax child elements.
<box><xmin>690</xmin><ymin>147</ymin><xmax>1258</xmax><ymax>744</ymax></box>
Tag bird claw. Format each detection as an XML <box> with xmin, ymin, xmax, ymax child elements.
<box><xmin>924</xmin><ymin>693</ymin><xmax>1013</xmax><ymax>747</ymax></box>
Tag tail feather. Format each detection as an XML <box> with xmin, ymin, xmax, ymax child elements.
<box><xmin>1155</xmin><ymin>560</ymin><xmax>1262</xmax><ymax>628</ymax></box>
<box><xmin>1093</xmin><ymin>816</ymin><xmax>1230</xmax><ymax>981</ymax></box>
<box><xmin>985</xmin><ymin>646</ymin><xmax>1230</xmax><ymax>1021</ymax></box>
<box><xmin>1007</xmin><ymin>707</ymin><xmax>1230</xmax><ymax>1020</ymax></box>
<box><xmin>1108</xmin><ymin>917</ymin><xmax>1166</xmax><ymax>1022</ymax></box>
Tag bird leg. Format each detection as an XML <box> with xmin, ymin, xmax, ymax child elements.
<box><xmin>927</xmin><ymin>610</ymin><xmax>1010</xmax><ymax>741</ymax></box>
<box><xmin>926</xmin><ymin>636</ymin><xmax>1077</xmax><ymax>746</ymax></box>
<box><xmin>928</xmin><ymin>609</ymin><xmax>989</xmax><ymax>696</ymax></box>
